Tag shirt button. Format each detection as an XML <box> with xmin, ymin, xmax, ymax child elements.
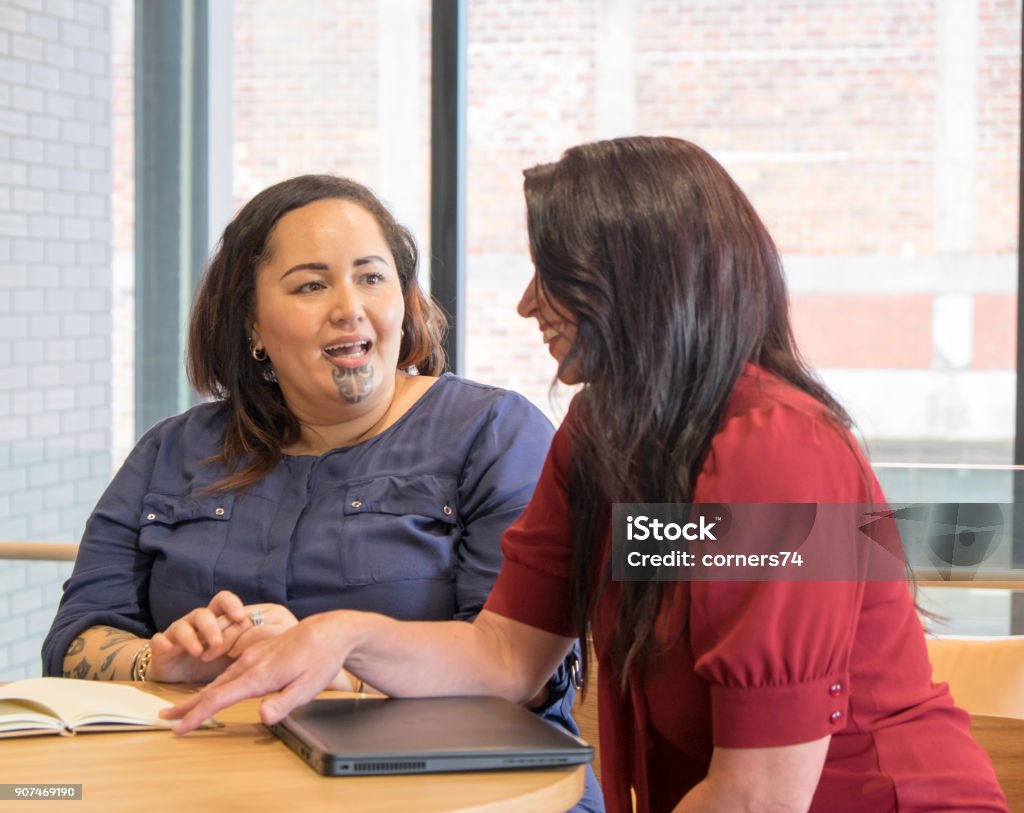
<box><xmin>215</xmin><ymin>507</ymin><xmax>225</xmax><ymax>516</ymax></box>
<box><xmin>829</xmin><ymin>711</ymin><xmax>843</xmax><ymax>724</ymax></box>
<box><xmin>442</xmin><ymin>504</ymin><xmax>453</xmax><ymax>516</ymax></box>
<box><xmin>146</xmin><ymin>513</ymin><xmax>156</xmax><ymax>521</ymax></box>
<box><xmin>829</xmin><ymin>683</ymin><xmax>842</xmax><ymax>696</ymax></box>
<box><xmin>350</xmin><ymin>500</ymin><xmax>363</xmax><ymax>509</ymax></box>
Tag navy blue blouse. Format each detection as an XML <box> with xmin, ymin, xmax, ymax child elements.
<box><xmin>42</xmin><ymin>374</ymin><xmax>603</xmax><ymax>812</ymax></box>
<box><xmin>43</xmin><ymin>374</ymin><xmax>556</xmax><ymax>668</ymax></box>
<box><xmin>46</xmin><ymin>374</ymin><xmax>606</xmax><ymax>810</ymax></box>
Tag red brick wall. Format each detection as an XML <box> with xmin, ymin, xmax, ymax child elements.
<box><xmin>976</xmin><ymin>0</ymin><xmax>1020</xmax><ymax>254</ymax></box>
<box><xmin>792</xmin><ymin>293</ymin><xmax>934</xmax><ymax>369</ymax></box>
<box><xmin>108</xmin><ymin>2</ymin><xmax>1021</xmax><ymax>438</ymax></box>
<box><xmin>974</xmin><ymin>293</ymin><xmax>1017</xmax><ymax>369</ymax></box>
<box><xmin>233</xmin><ymin>0</ymin><xmax>391</xmax><ymax>208</ymax></box>
<box><xmin>460</xmin><ymin>0</ymin><xmax>1019</xmax><ymax>412</ymax></box>
<box><xmin>209</xmin><ymin>1</ymin><xmax>1019</xmax><ymax>263</ymax></box>
<box><xmin>467</xmin><ymin>0</ymin><xmax>600</xmax><ymax>255</ymax></box>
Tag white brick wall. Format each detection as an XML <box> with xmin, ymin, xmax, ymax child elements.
<box><xmin>0</xmin><ymin>0</ymin><xmax>112</xmax><ymax>680</ymax></box>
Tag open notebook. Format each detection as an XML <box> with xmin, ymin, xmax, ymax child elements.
<box><xmin>0</xmin><ymin>678</ymin><xmax>176</xmax><ymax>738</ymax></box>
<box><xmin>269</xmin><ymin>695</ymin><xmax>594</xmax><ymax>776</ymax></box>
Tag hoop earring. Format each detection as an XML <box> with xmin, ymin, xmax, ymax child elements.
<box><xmin>252</xmin><ymin>344</ymin><xmax>268</xmax><ymax>362</ymax></box>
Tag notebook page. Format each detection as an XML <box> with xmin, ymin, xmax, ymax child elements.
<box><xmin>0</xmin><ymin>678</ymin><xmax>173</xmax><ymax>729</ymax></box>
<box><xmin>0</xmin><ymin>699</ymin><xmax>64</xmax><ymax>732</ymax></box>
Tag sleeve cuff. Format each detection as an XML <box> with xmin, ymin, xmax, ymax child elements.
<box><xmin>711</xmin><ymin>672</ymin><xmax>851</xmax><ymax>748</ymax></box>
<box><xmin>483</xmin><ymin>557</ymin><xmax>576</xmax><ymax>639</ymax></box>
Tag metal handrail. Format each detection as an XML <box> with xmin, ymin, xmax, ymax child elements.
<box><xmin>2</xmin><ymin>541</ymin><xmax>1021</xmax><ymax>584</ymax></box>
<box><xmin>915</xmin><ymin>568</ymin><xmax>1024</xmax><ymax>590</ymax></box>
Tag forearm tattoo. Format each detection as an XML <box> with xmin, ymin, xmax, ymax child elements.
<box><xmin>67</xmin><ymin>659</ymin><xmax>91</xmax><ymax>679</ymax></box>
<box><xmin>331</xmin><ymin>364</ymin><xmax>374</xmax><ymax>404</ymax></box>
<box><xmin>63</xmin><ymin>625</ymin><xmax>140</xmax><ymax>680</ymax></box>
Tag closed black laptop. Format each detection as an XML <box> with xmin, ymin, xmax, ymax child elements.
<box><xmin>268</xmin><ymin>695</ymin><xmax>593</xmax><ymax>776</ymax></box>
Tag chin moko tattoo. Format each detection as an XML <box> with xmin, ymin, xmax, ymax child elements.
<box><xmin>332</xmin><ymin>364</ymin><xmax>374</xmax><ymax>404</ymax></box>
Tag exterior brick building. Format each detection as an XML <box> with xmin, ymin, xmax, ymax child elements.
<box><xmin>110</xmin><ymin>0</ymin><xmax>1020</xmax><ymax>458</ymax></box>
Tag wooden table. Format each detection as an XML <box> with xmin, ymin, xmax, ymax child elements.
<box><xmin>0</xmin><ymin>684</ymin><xmax>584</xmax><ymax>812</ymax></box>
<box><xmin>969</xmin><ymin>714</ymin><xmax>1024</xmax><ymax>813</ymax></box>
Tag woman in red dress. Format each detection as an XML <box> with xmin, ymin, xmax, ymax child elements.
<box><xmin>167</xmin><ymin>136</ymin><xmax>1008</xmax><ymax>813</ymax></box>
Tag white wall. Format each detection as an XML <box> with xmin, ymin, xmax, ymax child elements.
<box><xmin>0</xmin><ymin>0</ymin><xmax>112</xmax><ymax>679</ymax></box>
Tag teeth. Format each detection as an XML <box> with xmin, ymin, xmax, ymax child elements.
<box><xmin>324</xmin><ymin>341</ymin><xmax>370</xmax><ymax>357</ymax></box>
<box><xmin>542</xmin><ymin>327</ymin><xmax>560</xmax><ymax>343</ymax></box>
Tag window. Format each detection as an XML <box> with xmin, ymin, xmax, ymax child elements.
<box><xmin>464</xmin><ymin>0</ymin><xmax>1020</xmax><ymax>468</ymax></box>
<box><xmin>462</xmin><ymin>0</ymin><xmax>1022</xmax><ymax>634</ymax></box>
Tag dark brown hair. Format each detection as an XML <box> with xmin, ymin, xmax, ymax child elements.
<box><xmin>187</xmin><ymin>175</ymin><xmax>447</xmax><ymax>491</ymax></box>
<box><xmin>523</xmin><ymin>136</ymin><xmax>852</xmax><ymax>688</ymax></box>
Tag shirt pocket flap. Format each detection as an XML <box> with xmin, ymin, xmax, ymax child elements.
<box><xmin>140</xmin><ymin>493</ymin><xmax>235</xmax><ymax>526</ymax></box>
<box><xmin>343</xmin><ymin>475</ymin><xmax>458</xmax><ymax>525</ymax></box>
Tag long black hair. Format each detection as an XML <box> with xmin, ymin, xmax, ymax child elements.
<box><xmin>523</xmin><ymin>136</ymin><xmax>851</xmax><ymax>686</ymax></box>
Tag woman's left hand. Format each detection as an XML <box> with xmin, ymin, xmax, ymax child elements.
<box><xmin>223</xmin><ymin>602</ymin><xmax>300</xmax><ymax>659</ymax></box>
<box><xmin>150</xmin><ymin>591</ymin><xmax>250</xmax><ymax>682</ymax></box>
<box><xmin>149</xmin><ymin>593</ymin><xmax>299</xmax><ymax>683</ymax></box>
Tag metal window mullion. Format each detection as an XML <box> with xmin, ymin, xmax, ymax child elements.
<box><xmin>134</xmin><ymin>0</ymin><xmax>212</xmax><ymax>434</ymax></box>
<box><xmin>430</xmin><ymin>0</ymin><xmax>467</xmax><ymax>374</ymax></box>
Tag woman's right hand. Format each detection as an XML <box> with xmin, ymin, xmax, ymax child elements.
<box><xmin>163</xmin><ymin>609</ymin><xmax>359</xmax><ymax>731</ymax></box>
<box><xmin>148</xmin><ymin>591</ymin><xmax>250</xmax><ymax>683</ymax></box>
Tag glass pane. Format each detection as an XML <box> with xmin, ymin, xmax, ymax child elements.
<box><xmin>875</xmin><ymin>463</ymin><xmax>1023</xmax><ymax>635</ymax></box>
<box><xmin>464</xmin><ymin>1</ymin><xmax>1021</xmax><ymax>638</ymax></box>
<box><xmin>464</xmin><ymin>0</ymin><xmax>1021</xmax><ymax>464</ymax></box>
<box><xmin>232</xmin><ymin>0</ymin><xmax>432</xmax><ymax>257</ymax></box>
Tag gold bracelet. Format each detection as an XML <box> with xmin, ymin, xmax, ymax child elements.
<box><xmin>130</xmin><ymin>642</ymin><xmax>152</xmax><ymax>682</ymax></box>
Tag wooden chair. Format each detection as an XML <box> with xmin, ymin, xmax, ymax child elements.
<box><xmin>925</xmin><ymin>636</ymin><xmax>1024</xmax><ymax>718</ymax></box>
<box><xmin>572</xmin><ymin>636</ymin><xmax>1024</xmax><ymax>806</ymax></box>
<box><xmin>926</xmin><ymin>636</ymin><xmax>1024</xmax><ymax>811</ymax></box>
<box><xmin>968</xmin><ymin>714</ymin><xmax>1024</xmax><ymax>812</ymax></box>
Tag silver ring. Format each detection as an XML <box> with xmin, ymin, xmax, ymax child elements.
<box><xmin>249</xmin><ymin>609</ymin><xmax>265</xmax><ymax>627</ymax></box>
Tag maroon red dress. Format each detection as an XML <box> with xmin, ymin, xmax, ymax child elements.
<box><xmin>485</xmin><ymin>365</ymin><xmax>1007</xmax><ymax>813</ymax></box>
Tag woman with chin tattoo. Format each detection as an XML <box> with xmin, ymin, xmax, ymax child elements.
<box><xmin>42</xmin><ymin>174</ymin><xmax>603</xmax><ymax>812</ymax></box>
